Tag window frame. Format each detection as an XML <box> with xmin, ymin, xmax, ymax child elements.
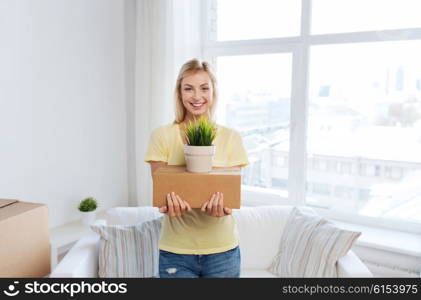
<box><xmin>201</xmin><ymin>0</ymin><xmax>421</xmax><ymax>234</ymax></box>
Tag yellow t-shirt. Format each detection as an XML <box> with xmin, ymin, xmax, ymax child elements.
<box><xmin>144</xmin><ymin>122</ymin><xmax>249</xmax><ymax>254</ymax></box>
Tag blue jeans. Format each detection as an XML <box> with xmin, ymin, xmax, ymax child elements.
<box><xmin>159</xmin><ymin>246</ymin><xmax>241</xmax><ymax>278</ymax></box>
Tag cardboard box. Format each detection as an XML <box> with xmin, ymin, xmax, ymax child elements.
<box><xmin>153</xmin><ymin>166</ymin><xmax>241</xmax><ymax>209</ymax></box>
<box><xmin>0</xmin><ymin>199</ymin><xmax>51</xmax><ymax>277</ymax></box>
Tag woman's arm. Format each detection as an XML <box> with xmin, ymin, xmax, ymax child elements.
<box><xmin>149</xmin><ymin>161</ymin><xmax>167</xmax><ymax>175</ymax></box>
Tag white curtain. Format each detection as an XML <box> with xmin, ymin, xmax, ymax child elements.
<box><xmin>134</xmin><ymin>0</ymin><xmax>203</xmax><ymax>206</ymax></box>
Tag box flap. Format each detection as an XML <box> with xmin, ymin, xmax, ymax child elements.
<box><xmin>0</xmin><ymin>199</ymin><xmax>18</xmax><ymax>209</ymax></box>
<box><xmin>156</xmin><ymin>165</ymin><xmax>241</xmax><ymax>175</ymax></box>
<box><xmin>156</xmin><ymin>165</ymin><xmax>186</xmax><ymax>173</ymax></box>
<box><xmin>0</xmin><ymin>199</ymin><xmax>45</xmax><ymax>223</ymax></box>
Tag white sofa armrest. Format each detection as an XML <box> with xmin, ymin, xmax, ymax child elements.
<box><xmin>49</xmin><ymin>229</ymin><xmax>101</xmax><ymax>278</ymax></box>
<box><xmin>337</xmin><ymin>250</ymin><xmax>373</xmax><ymax>277</ymax></box>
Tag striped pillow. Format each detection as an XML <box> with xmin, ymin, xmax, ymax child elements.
<box><xmin>269</xmin><ymin>207</ymin><xmax>361</xmax><ymax>277</ymax></box>
<box><xmin>90</xmin><ymin>217</ymin><xmax>162</xmax><ymax>278</ymax></box>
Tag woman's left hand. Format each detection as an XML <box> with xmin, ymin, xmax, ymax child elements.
<box><xmin>201</xmin><ymin>192</ymin><xmax>232</xmax><ymax>217</ymax></box>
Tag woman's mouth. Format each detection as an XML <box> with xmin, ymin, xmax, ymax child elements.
<box><xmin>189</xmin><ymin>102</ymin><xmax>206</xmax><ymax>110</ymax></box>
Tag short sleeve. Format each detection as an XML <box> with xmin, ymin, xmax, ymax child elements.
<box><xmin>228</xmin><ymin>131</ymin><xmax>249</xmax><ymax>167</ymax></box>
<box><xmin>144</xmin><ymin>127</ymin><xmax>168</xmax><ymax>163</ymax></box>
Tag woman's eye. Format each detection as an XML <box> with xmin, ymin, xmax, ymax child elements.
<box><xmin>184</xmin><ymin>87</ymin><xmax>208</xmax><ymax>91</ymax></box>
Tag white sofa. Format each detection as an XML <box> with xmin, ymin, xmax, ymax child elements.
<box><xmin>50</xmin><ymin>205</ymin><xmax>373</xmax><ymax>278</ymax></box>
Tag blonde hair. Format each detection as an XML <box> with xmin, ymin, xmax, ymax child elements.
<box><xmin>173</xmin><ymin>58</ymin><xmax>218</xmax><ymax>124</ymax></box>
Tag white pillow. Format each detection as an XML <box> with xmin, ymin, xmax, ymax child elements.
<box><xmin>269</xmin><ymin>207</ymin><xmax>361</xmax><ymax>277</ymax></box>
<box><xmin>234</xmin><ymin>205</ymin><xmax>318</xmax><ymax>270</ymax></box>
<box><xmin>233</xmin><ymin>206</ymin><xmax>292</xmax><ymax>270</ymax></box>
<box><xmin>105</xmin><ymin>206</ymin><xmax>163</xmax><ymax>226</ymax></box>
<box><xmin>90</xmin><ymin>217</ymin><xmax>162</xmax><ymax>278</ymax></box>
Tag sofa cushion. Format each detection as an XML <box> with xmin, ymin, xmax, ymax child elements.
<box><xmin>269</xmin><ymin>207</ymin><xmax>361</xmax><ymax>277</ymax></box>
<box><xmin>103</xmin><ymin>205</ymin><xmax>318</xmax><ymax>272</ymax></box>
<box><xmin>90</xmin><ymin>217</ymin><xmax>162</xmax><ymax>277</ymax></box>
<box><xmin>233</xmin><ymin>205</ymin><xmax>317</xmax><ymax>270</ymax></box>
<box><xmin>106</xmin><ymin>206</ymin><xmax>163</xmax><ymax>225</ymax></box>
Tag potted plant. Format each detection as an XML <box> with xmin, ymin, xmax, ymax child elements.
<box><xmin>78</xmin><ymin>197</ymin><xmax>98</xmax><ymax>225</ymax></box>
<box><xmin>184</xmin><ymin>116</ymin><xmax>217</xmax><ymax>173</ymax></box>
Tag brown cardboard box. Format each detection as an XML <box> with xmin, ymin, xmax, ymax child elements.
<box><xmin>0</xmin><ymin>199</ymin><xmax>51</xmax><ymax>277</ymax></box>
<box><xmin>153</xmin><ymin>166</ymin><xmax>241</xmax><ymax>208</ymax></box>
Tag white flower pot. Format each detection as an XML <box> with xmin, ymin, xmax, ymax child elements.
<box><xmin>184</xmin><ymin>145</ymin><xmax>215</xmax><ymax>173</ymax></box>
<box><xmin>80</xmin><ymin>210</ymin><xmax>96</xmax><ymax>226</ymax></box>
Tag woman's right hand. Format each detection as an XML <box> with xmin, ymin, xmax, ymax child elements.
<box><xmin>159</xmin><ymin>192</ymin><xmax>192</xmax><ymax>217</ymax></box>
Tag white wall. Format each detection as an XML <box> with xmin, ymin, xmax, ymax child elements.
<box><xmin>0</xmin><ymin>0</ymin><xmax>130</xmax><ymax>228</ymax></box>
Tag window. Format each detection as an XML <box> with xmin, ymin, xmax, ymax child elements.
<box><xmin>274</xmin><ymin>155</ymin><xmax>287</xmax><ymax>168</ymax></box>
<box><xmin>204</xmin><ymin>0</ymin><xmax>421</xmax><ymax>233</ymax></box>
<box><xmin>375</xmin><ymin>165</ymin><xmax>381</xmax><ymax>177</ymax></box>
<box><xmin>339</xmin><ymin>162</ymin><xmax>351</xmax><ymax>175</ymax></box>
<box><xmin>216</xmin><ymin>0</ymin><xmax>301</xmax><ymax>41</ymax></box>
<box><xmin>327</xmin><ymin>160</ymin><xmax>337</xmax><ymax>173</ymax></box>
<box><xmin>307</xmin><ymin>40</ymin><xmax>421</xmax><ymax>224</ymax></box>
<box><xmin>319</xmin><ymin>159</ymin><xmax>327</xmax><ymax>171</ymax></box>
<box><xmin>359</xmin><ymin>164</ymin><xmax>366</xmax><ymax>176</ymax></box>
<box><xmin>313</xmin><ymin>183</ymin><xmax>331</xmax><ymax>196</ymax></box>
<box><xmin>216</xmin><ymin>53</ymin><xmax>292</xmax><ymax>191</ymax></box>
<box><xmin>312</xmin><ymin>0</ymin><xmax>421</xmax><ymax>34</ymax></box>
<box><xmin>359</xmin><ymin>189</ymin><xmax>371</xmax><ymax>202</ymax></box>
<box><xmin>391</xmin><ymin>167</ymin><xmax>403</xmax><ymax>180</ymax></box>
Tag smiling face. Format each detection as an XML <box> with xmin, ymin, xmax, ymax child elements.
<box><xmin>180</xmin><ymin>70</ymin><xmax>213</xmax><ymax>121</ymax></box>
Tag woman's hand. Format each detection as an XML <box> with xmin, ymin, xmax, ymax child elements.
<box><xmin>201</xmin><ymin>192</ymin><xmax>232</xmax><ymax>217</ymax></box>
<box><xmin>159</xmin><ymin>192</ymin><xmax>192</xmax><ymax>217</ymax></box>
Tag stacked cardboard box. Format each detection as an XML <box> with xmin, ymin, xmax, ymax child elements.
<box><xmin>0</xmin><ymin>199</ymin><xmax>50</xmax><ymax>277</ymax></box>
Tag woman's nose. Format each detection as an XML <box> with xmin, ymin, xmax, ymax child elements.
<box><xmin>192</xmin><ymin>89</ymin><xmax>201</xmax><ymax>99</ymax></box>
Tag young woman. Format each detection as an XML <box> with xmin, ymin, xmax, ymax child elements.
<box><xmin>144</xmin><ymin>58</ymin><xmax>249</xmax><ymax>278</ymax></box>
